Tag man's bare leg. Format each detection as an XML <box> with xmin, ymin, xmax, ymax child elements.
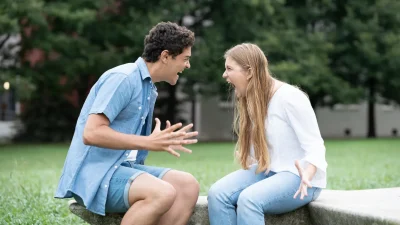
<box><xmin>158</xmin><ymin>170</ymin><xmax>200</xmax><ymax>225</ymax></box>
<box><xmin>121</xmin><ymin>173</ymin><xmax>177</xmax><ymax>225</ymax></box>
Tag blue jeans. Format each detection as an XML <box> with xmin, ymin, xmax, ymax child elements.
<box><xmin>207</xmin><ymin>164</ymin><xmax>321</xmax><ymax>225</ymax></box>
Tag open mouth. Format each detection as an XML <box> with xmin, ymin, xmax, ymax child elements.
<box><xmin>227</xmin><ymin>80</ymin><xmax>235</xmax><ymax>88</ymax></box>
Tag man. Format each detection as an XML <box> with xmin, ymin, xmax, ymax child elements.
<box><xmin>55</xmin><ymin>22</ymin><xmax>199</xmax><ymax>225</ymax></box>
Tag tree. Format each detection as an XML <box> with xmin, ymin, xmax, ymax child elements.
<box><xmin>251</xmin><ymin>0</ymin><xmax>361</xmax><ymax>109</ymax></box>
<box><xmin>329</xmin><ymin>0</ymin><xmax>400</xmax><ymax>137</ymax></box>
<box><xmin>3</xmin><ymin>0</ymin><xmax>213</xmax><ymax>141</ymax></box>
<box><xmin>182</xmin><ymin>0</ymin><xmax>361</xmax><ymax>109</ymax></box>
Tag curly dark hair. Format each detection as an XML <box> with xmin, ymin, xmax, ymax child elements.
<box><xmin>142</xmin><ymin>22</ymin><xmax>195</xmax><ymax>62</ymax></box>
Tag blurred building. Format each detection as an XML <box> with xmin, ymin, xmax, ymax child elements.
<box><xmin>0</xmin><ymin>34</ymin><xmax>20</xmax><ymax>143</ymax></box>
<box><xmin>183</xmin><ymin>95</ymin><xmax>400</xmax><ymax>141</ymax></box>
<box><xmin>2</xmin><ymin>80</ymin><xmax>400</xmax><ymax>143</ymax></box>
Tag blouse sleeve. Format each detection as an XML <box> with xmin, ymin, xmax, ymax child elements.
<box><xmin>283</xmin><ymin>88</ymin><xmax>328</xmax><ymax>181</ymax></box>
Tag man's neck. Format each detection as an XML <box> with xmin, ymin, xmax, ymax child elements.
<box><xmin>144</xmin><ymin>60</ymin><xmax>163</xmax><ymax>83</ymax></box>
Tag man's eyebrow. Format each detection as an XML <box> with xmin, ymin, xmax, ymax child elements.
<box><xmin>185</xmin><ymin>55</ymin><xmax>191</xmax><ymax>59</ymax></box>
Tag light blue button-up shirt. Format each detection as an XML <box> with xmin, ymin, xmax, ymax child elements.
<box><xmin>55</xmin><ymin>57</ymin><xmax>157</xmax><ymax>215</ymax></box>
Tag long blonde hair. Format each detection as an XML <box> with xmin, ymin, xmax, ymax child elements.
<box><xmin>225</xmin><ymin>43</ymin><xmax>274</xmax><ymax>173</ymax></box>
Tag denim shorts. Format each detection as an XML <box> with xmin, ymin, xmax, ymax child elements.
<box><xmin>72</xmin><ymin>161</ymin><xmax>171</xmax><ymax>213</ymax></box>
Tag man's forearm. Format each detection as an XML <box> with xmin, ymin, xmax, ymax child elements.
<box><xmin>83</xmin><ymin>125</ymin><xmax>148</xmax><ymax>150</ymax></box>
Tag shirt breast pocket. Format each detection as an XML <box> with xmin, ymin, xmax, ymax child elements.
<box><xmin>116</xmin><ymin>100</ymin><xmax>141</xmax><ymax>121</ymax></box>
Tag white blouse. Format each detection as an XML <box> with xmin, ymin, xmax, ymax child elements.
<box><xmin>250</xmin><ymin>83</ymin><xmax>327</xmax><ymax>188</ymax></box>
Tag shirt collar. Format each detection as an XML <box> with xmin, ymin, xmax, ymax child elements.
<box><xmin>135</xmin><ymin>57</ymin><xmax>157</xmax><ymax>91</ymax></box>
<box><xmin>135</xmin><ymin>57</ymin><xmax>151</xmax><ymax>81</ymax></box>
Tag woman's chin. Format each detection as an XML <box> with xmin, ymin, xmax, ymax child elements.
<box><xmin>235</xmin><ymin>89</ymin><xmax>242</xmax><ymax>98</ymax></box>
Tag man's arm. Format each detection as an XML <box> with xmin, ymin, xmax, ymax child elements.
<box><xmin>83</xmin><ymin>113</ymin><xmax>148</xmax><ymax>150</ymax></box>
<box><xmin>83</xmin><ymin>114</ymin><xmax>198</xmax><ymax>156</ymax></box>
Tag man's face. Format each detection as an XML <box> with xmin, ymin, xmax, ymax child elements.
<box><xmin>164</xmin><ymin>47</ymin><xmax>191</xmax><ymax>85</ymax></box>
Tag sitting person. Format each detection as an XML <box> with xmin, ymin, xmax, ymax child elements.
<box><xmin>207</xmin><ymin>43</ymin><xmax>328</xmax><ymax>225</ymax></box>
<box><xmin>55</xmin><ymin>22</ymin><xmax>200</xmax><ymax>225</ymax></box>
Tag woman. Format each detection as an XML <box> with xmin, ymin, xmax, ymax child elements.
<box><xmin>207</xmin><ymin>43</ymin><xmax>327</xmax><ymax>225</ymax></box>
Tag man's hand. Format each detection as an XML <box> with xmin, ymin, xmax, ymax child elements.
<box><xmin>293</xmin><ymin>160</ymin><xmax>315</xmax><ymax>200</ymax></box>
<box><xmin>165</xmin><ymin>120</ymin><xmax>198</xmax><ymax>155</ymax></box>
<box><xmin>146</xmin><ymin>118</ymin><xmax>198</xmax><ymax>157</ymax></box>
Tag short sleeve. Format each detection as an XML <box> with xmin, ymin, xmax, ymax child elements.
<box><xmin>89</xmin><ymin>73</ymin><xmax>132</xmax><ymax>123</ymax></box>
<box><xmin>284</xmin><ymin>89</ymin><xmax>328</xmax><ymax>180</ymax></box>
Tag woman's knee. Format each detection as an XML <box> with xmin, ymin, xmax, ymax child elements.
<box><xmin>207</xmin><ymin>181</ymin><xmax>227</xmax><ymax>203</ymax></box>
<box><xmin>237</xmin><ymin>189</ymin><xmax>260</xmax><ymax>211</ymax></box>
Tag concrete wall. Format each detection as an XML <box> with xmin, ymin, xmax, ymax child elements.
<box><xmin>197</xmin><ymin>96</ymin><xmax>400</xmax><ymax>140</ymax></box>
<box><xmin>1</xmin><ymin>95</ymin><xmax>399</xmax><ymax>142</ymax></box>
<box><xmin>196</xmin><ymin>96</ymin><xmax>235</xmax><ymax>141</ymax></box>
<box><xmin>316</xmin><ymin>103</ymin><xmax>400</xmax><ymax>138</ymax></box>
<box><xmin>0</xmin><ymin>121</ymin><xmax>17</xmax><ymax>143</ymax></box>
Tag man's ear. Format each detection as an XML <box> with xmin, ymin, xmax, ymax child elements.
<box><xmin>160</xmin><ymin>50</ymin><xmax>169</xmax><ymax>64</ymax></box>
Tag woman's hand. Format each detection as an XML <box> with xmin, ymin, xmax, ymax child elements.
<box><xmin>293</xmin><ymin>160</ymin><xmax>315</xmax><ymax>200</ymax></box>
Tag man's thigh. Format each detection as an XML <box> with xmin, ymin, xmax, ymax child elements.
<box><xmin>105</xmin><ymin>162</ymin><xmax>172</xmax><ymax>213</ymax></box>
<box><xmin>129</xmin><ymin>162</ymin><xmax>171</xmax><ymax>179</ymax></box>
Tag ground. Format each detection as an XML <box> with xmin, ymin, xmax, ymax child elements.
<box><xmin>0</xmin><ymin>139</ymin><xmax>399</xmax><ymax>225</ymax></box>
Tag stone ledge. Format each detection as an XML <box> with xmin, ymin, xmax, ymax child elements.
<box><xmin>69</xmin><ymin>187</ymin><xmax>400</xmax><ymax>225</ymax></box>
<box><xmin>309</xmin><ymin>188</ymin><xmax>400</xmax><ymax>225</ymax></box>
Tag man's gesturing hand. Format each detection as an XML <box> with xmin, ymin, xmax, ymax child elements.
<box><xmin>165</xmin><ymin>120</ymin><xmax>198</xmax><ymax>155</ymax></box>
<box><xmin>146</xmin><ymin>118</ymin><xmax>198</xmax><ymax>157</ymax></box>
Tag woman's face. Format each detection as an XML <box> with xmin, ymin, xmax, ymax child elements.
<box><xmin>222</xmin><ymin>57</ymin><xmax>249</xmax><ymax>98</ymax></box>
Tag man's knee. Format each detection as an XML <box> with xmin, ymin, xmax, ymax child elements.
<box><xmin>129</xmin><ymin>174</ymin><xmax>177</xmax><ymax>213</ymax></box>
<box><xmin>151</xmin><ymin>182</ymin><xmax>177</xmax><ymax>211</ymax></box>
<box><xmin>179</xmin><ymin>172</ymin><xmax>200</xmax><ymax>198</ymax></box>
<box><xmin>163</xmin><ymin>170</ymin><xmax>200</xmax><ymax>199</ymax></box>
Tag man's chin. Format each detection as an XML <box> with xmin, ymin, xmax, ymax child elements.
<box><xmin>172</xmin><ymin>75</ymin><xmax>179</xmax><ymax>85</ymax></box>
<box><xmin>168</xmin><ymin>80</ymin><xmax>178</xmax><ymax>86</ymax></box>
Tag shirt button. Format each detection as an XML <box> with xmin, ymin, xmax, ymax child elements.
<box><xmin>105</xmin><ymin>185</ymin><xmax>108</xmax><ymax>188</ymax></box>
<box><xmin>141</xmin><ymin>116</ymin><xmax>144</xmax><ymax>120</ymax></box>
<box><xmin>125</xmin><ymin>153</ymin><xmax>129</xmax><ymax>156</ymax></box>
<box><xmin>114</xmin><ymin>166</ymin><xmax>118</xmax><ymax>169</ymax></box>
<box><xmin>138</xmin><ymin>106</ymin><xmax>142</xmax><ymax>110</ymax></box>
<box><xmin>147</xmin><ymin>97</ymin><xmax>150</xmax><ymax>100</ymax></box>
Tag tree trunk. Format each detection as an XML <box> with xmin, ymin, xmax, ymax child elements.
<box><xmin>191</xmin><ymin>97</ymin><xmax>196</xmax><ymax>131</ymax></box>
<box><xmin>166</xmin><ymin>84</ymin><xmax>177</xmax><ymax>124</ymax></box>
<box><xmin>367</xmin><ymin>78</ymin><xmax>376</xmax><ymax>138</ymax></box>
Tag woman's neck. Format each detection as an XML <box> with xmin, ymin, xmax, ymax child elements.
<box><xmin>271</xmin><ymin>78</ymin><xmax>284</xmax><ymax>96</ymax></box>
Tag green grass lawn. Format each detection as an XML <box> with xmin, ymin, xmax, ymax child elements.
<box><xmin>0</xmin><ymin>139</ymin><xmax>399</xmax><ymax>224</ymax></box>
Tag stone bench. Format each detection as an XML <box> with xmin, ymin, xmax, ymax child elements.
<box><xmin>69</xmin><ymin>187</ymin><xmax>400</xmax><ymax>225</ymax></box>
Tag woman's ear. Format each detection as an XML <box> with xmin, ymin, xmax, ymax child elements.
<box><xmin>246</xmin><ymin>68</ymin><xmax>253</xmax><ymax>80</ymax></box>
